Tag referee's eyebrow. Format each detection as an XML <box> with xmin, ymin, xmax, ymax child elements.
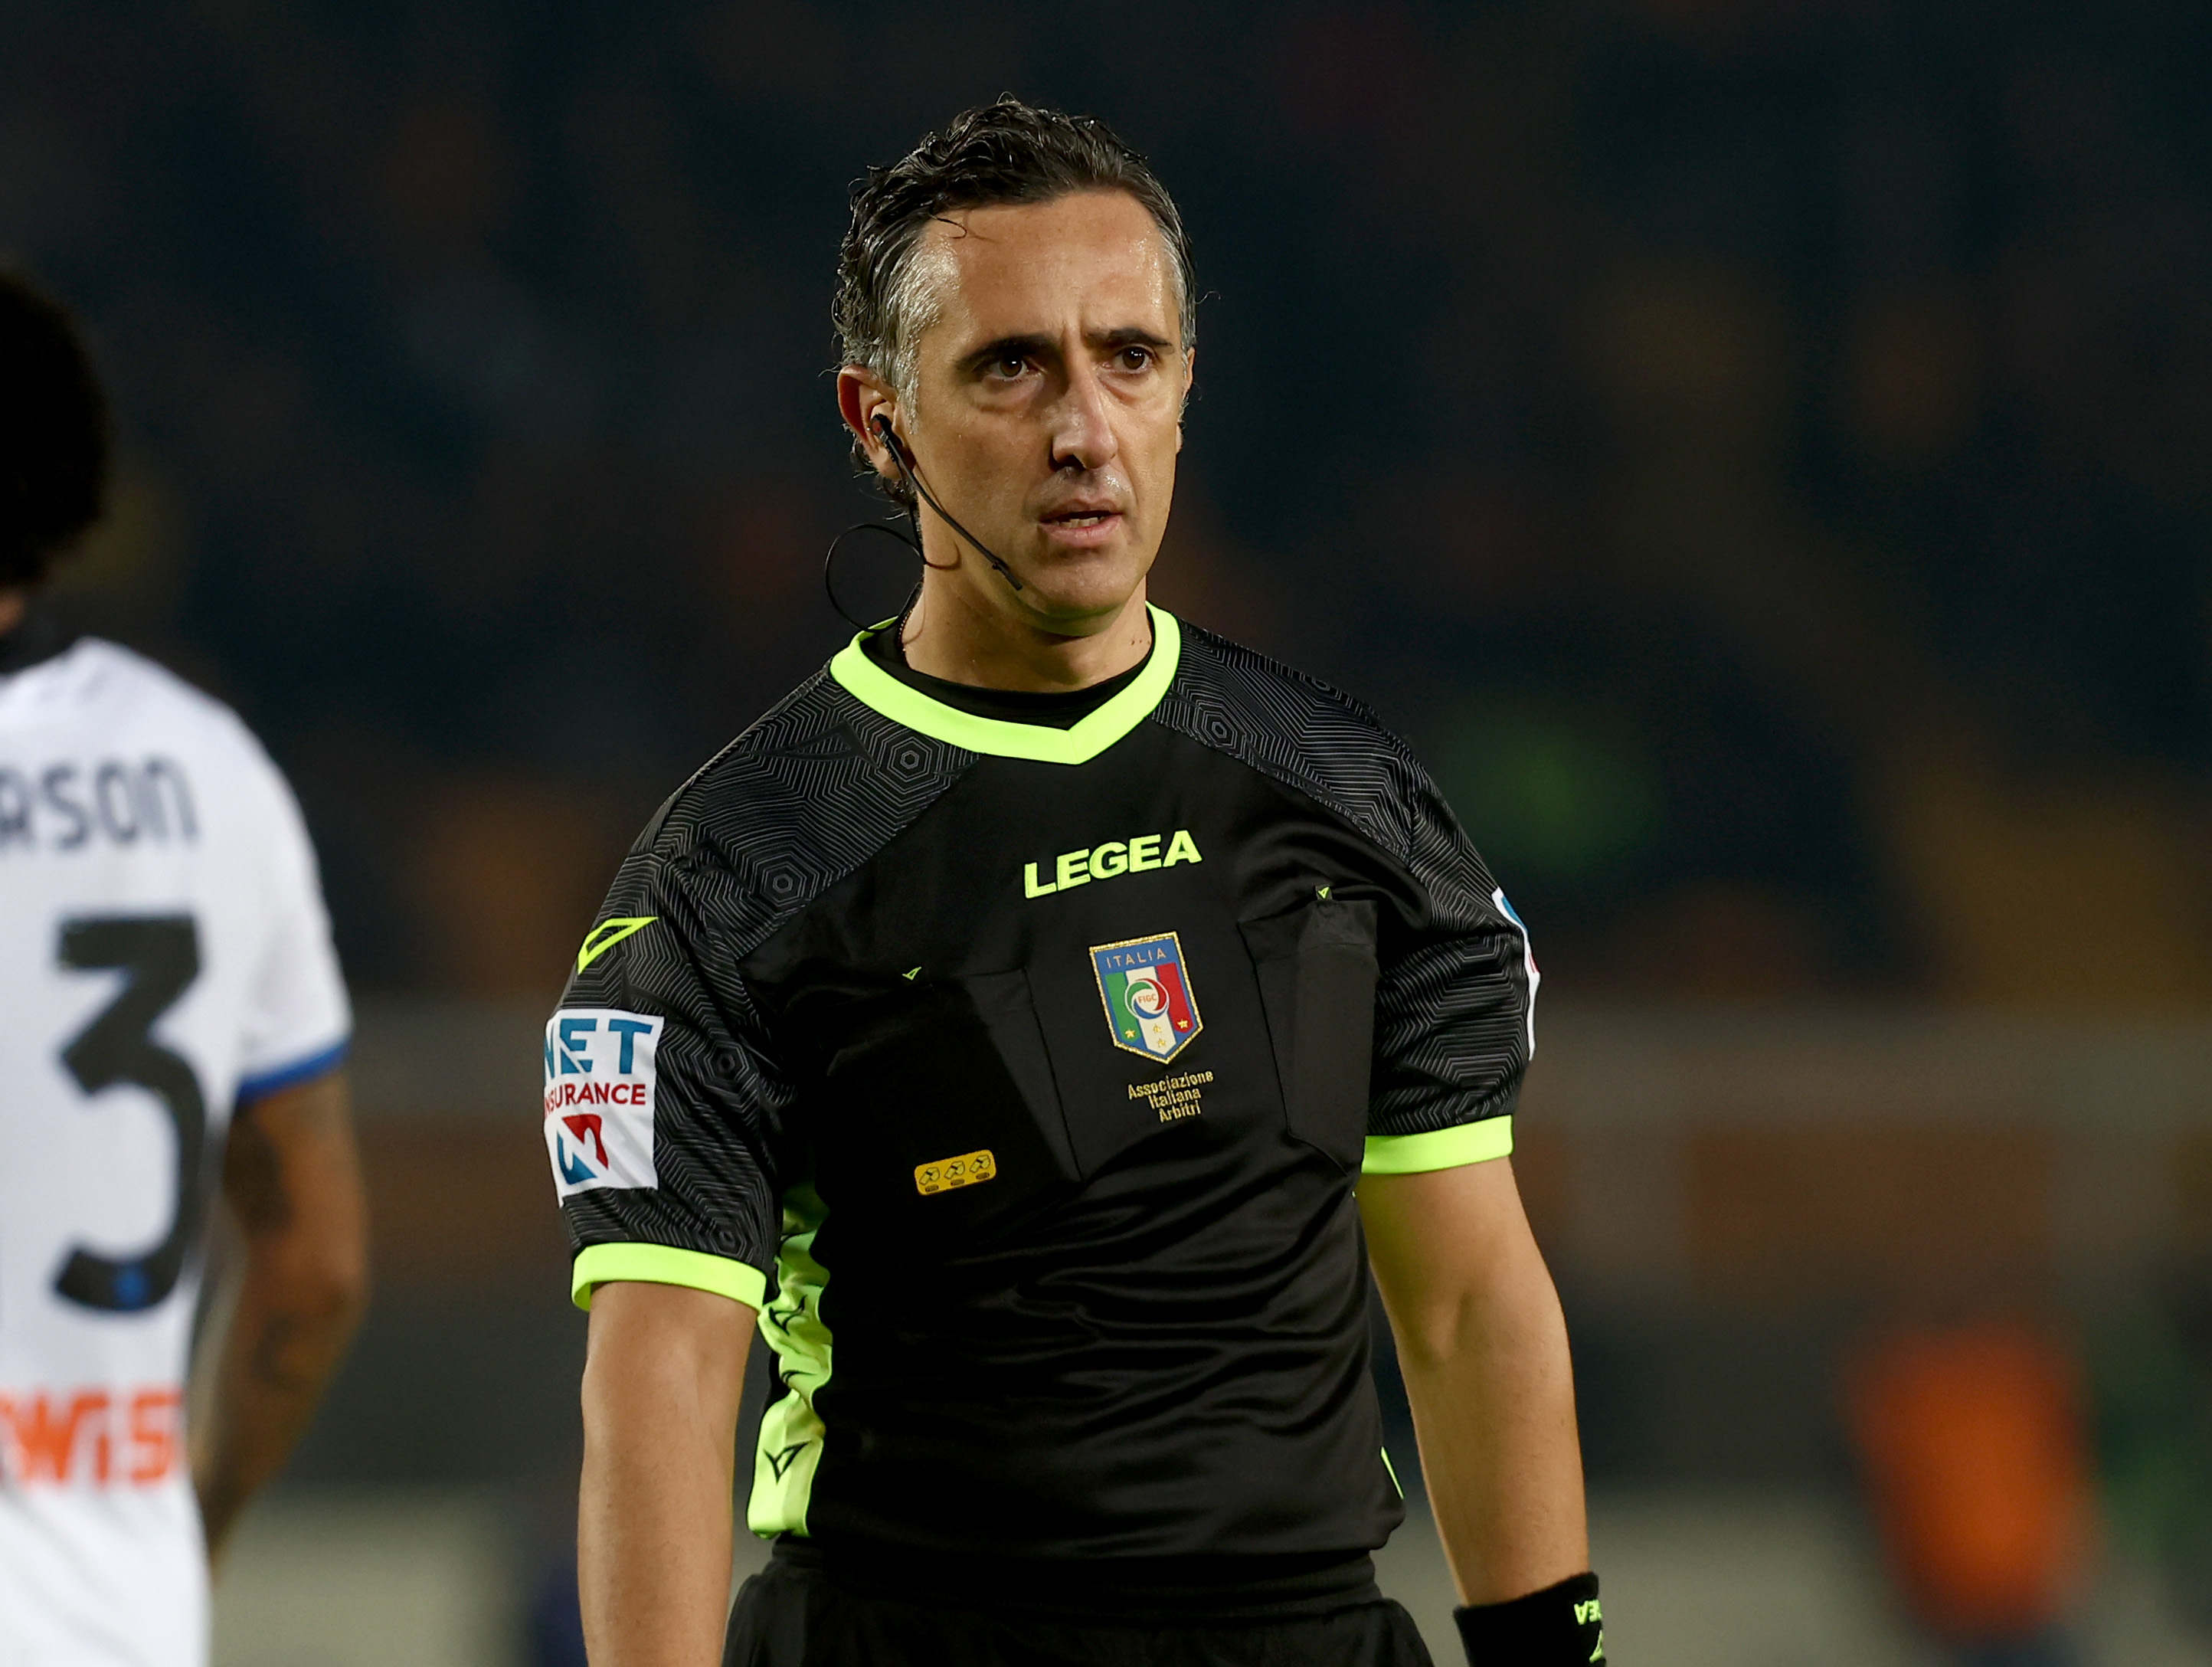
<box><xmin>963</xmin><ymin>333</ymin><xmax>1055</xmax><ymax>373</ymax></box>
<box><xmin>1093</xmin><ymin>325</ymin><xmax>1174</xmax><ymax>352</ymax></box>
<box><xmin>962</xmin><ymin>326</ymin><xmax>1176</xmax><ymax>374</ymax></box>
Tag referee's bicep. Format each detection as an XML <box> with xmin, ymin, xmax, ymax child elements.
<box><xmin>1363</xmin><ymin>927</ymin><xmax>1527</xmax><ymax>1154</ymax></box>
<box><xmin>545</xmin><ymin>873</ymin><xmax>792</xmax><ymax>1314</ymax></box>
<box><xmin>1363</xmin><ymin>764</ymin><xmax>1534</xmax><ymax>1166</ymax></box>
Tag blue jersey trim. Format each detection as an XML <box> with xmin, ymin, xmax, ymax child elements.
<box><xmin>235</xmin><ymin>1037</ymin><xmax>351</xmax><ymax>1105</ymax></box>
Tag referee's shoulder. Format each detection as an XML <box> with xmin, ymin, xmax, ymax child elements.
<box><xmin>1167</xmin><ymin>618</ymin><xmax>1497</xmax><ymax>915</ymax></box>
<box><xmin>621</xmin><ymin>666</ymin><xmax>840</xmax><ymax>863</ymax></box>
<box><xmin>620</xmin><ymin>658</ymin><xmax>970</xmax><ymax>879</ymax></box>
<box><xmin>1163</xmin><ymin>618</ymin><xmax>1434</xmax><ymax>814</ymax></box>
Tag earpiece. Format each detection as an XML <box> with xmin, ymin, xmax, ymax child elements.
<box><xmin>864</xmin><ymin>411</ymin><xmax>1023</xmax><ymax>593</ymax></box>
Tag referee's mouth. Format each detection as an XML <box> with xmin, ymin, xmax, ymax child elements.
<box><xmin>1038</xmin><ymin>498</ymin><xmax>1127</xmax><ymax>549</ymax></box>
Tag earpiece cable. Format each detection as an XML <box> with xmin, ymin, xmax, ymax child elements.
<box><xmin>872</xmin><ymin>417</ymin><xmax>1026</xmax><ymax>592</ymax></box>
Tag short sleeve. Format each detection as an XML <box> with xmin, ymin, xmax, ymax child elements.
<box><xmin>547</xmin><ymin>843</ymin><xmax>794</xmax><ymax>1314</ymax></box>
<box><xmin>1362</xmin><ymin>756</ymin><xmax>1538</xmax><ymax>1175</ymax></box>
<box><xmin>234</xmin><ymin>761</ymin><xmax>351</xmax><ymax>1102</ymax></box>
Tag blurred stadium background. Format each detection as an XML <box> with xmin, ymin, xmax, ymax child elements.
<box><xmin>7</xmin><ymin>0</ymin><xmax>2212</xmax><ymax>1661</ymax></box>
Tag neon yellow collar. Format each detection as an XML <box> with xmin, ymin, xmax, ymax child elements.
<box><xmin>829</xmin><ymin>604</ymin><xmax>1181</xmax><ymax>765</ymax></box>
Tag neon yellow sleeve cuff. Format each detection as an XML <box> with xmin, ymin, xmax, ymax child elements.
<box><xmin>1362</xmin><ymin>1115</ymin><xmax>1514</xmax><ymax>1175</ymax></box>
<box><xmin>570</xmin><ymin>1242</ymin><xmax>768</xmax><ymax>1312</ymax></box>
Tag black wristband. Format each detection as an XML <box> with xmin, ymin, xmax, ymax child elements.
<box><xmin>1453</xmin><ymin>1571</ymin><xmax>1605</xmax><ymax>1665</ymax></box>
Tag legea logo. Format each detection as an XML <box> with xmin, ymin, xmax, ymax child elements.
<box><xmin>1023</xmin><ymin>829</ymin><xmax>1201</xmax><ymax>899</ymax></box>
<box><xmin>543</xmin><ymin>1009</ymin><xmax>664</xmax><ymax>1197</ymax></box>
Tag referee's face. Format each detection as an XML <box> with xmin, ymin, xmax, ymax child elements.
<box><xmin>865</xmin><ymin>190</ymin><xmax>1193</xmax><ymax>635</ymax></box>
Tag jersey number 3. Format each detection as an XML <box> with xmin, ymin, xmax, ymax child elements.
<box><xmin>56</xmin><ymin>915</ymin><xmax>207</xmax><ymax>1314</ymax></box>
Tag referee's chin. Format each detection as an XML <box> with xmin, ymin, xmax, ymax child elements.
<box><xmin>956</xmin><ymin>551</ymin><xmax>1157</xmax><ymax>639</ymax></box>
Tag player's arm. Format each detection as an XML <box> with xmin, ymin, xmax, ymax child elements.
<box><xmin>1361</xmin><ymin>1157</ymin><xmax>1595</xmax><ymax>1638</ymax></box>
<box><xmin>192</xmin><ymin>1068</ymin><xmax>369</xmax><ymax>1562</ymax></box>
<box><xmin>579</xmin><ymin>1280</ymin><xmax>754</xmax><ymax>1667</ymax></box>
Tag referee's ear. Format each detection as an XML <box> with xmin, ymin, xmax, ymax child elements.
<box><xmin>1173</xmin><ymin>343</ymin><xmax>1194</xmax><ymax>452</ymax></box>
<box><xmin>837</xmin><ymin>364</ymin><xmax>902</xmax><ymax>483</ymax></box>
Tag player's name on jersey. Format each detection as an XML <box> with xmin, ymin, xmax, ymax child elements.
<box><xmin>0</xmin><ymin>756</ymin><xmax>198</xmax><ymax>854</ymax></box>
<box><xmin>0</xmin><ymin>1384</ymin><xmax>183</xmax><ymax>1487</ymax></box>
<box><xmin>1023</xmin><ymin>828</ymin><xmax>1202</xmax><ymax>899</ymax></box>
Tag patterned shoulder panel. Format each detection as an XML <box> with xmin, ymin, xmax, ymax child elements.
<box><xmin>1152</xmin><ymin>624</ymin><xmax>1496</xmax><ymax>932</ymax></box>
<box><xmin>555</xmin><ymin>666</ymin><xmax>979</xmax><ymax>1277</ymax></box>
<box><xmin>1151</xmin><ymin>623</ymin><xmax>1533</xmax><ymax>1138</ymax></box>
<box><xmin>636</xmin><ymin>666</ymin><xmax>978</xmax><ymax>961</ymax></box>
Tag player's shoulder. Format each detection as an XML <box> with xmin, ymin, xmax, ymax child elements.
<box><xmin>613</xmin><ymin>662</ymin><xmax>973</xmax><ymax>941</ymax></box>
<box><xmin>1157</xmin><ymin>618</ymin><xmax>1435</xmax><ymax>854</ymax></box>
<box><xmin>5</xmin><ymin>637</ymin><xmax>270</xmax><ymax>761</ymax></box>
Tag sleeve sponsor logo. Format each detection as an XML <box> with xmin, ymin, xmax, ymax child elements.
<box><xmin>544</xmin><ymin>1008</ymin><xmax>663</xmax><ymax>1197</ymax></box>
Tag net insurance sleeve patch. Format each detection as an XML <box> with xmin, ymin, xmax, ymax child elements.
<box><xmin>544</xmin><ymin>1009</ymin><xmax>663</xmax><ymax>1197</ymax></box>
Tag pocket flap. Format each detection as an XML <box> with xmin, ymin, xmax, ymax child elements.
<box><xmin>1239</xmin><ymin>895</ymin><xmax>1379</xmax><ymax>1173</ymax></box>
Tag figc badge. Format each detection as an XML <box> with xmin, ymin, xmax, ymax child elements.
<box><xmin>1090</xmin><ymin>933</ymin><xmax>1203</xmax><ymax>1064</ymax></box>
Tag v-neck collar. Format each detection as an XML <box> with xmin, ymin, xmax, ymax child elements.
<box><xmin>830</xmin><ymin>605</ymin><xmax>1181</xmax><ymax>765</ymax></box>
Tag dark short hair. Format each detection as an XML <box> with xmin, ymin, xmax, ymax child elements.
<box><xmin>0</xmin><ymin>271</ymin><xmax>109</xmax><ymax>589</ymax></box>
<box><xmin>835</xmin><ymin>97</ymin><xmax>1196</xmax><ymax>501</ymax></box>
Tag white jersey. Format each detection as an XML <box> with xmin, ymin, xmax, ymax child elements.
<box><xmin>0</xmin><ymin>634</ymin><xmax>350</xmax><ymax>1667</ymax></box>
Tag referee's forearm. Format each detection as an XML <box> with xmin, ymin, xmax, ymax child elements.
<box><xmin>579</xmin><ymin>1282</ymin><xmax>752</xmax><ymax>1667</ymax></box>
<box><xmin>1399</xmin><ymin>1271</ymin><xmax>1588</xmax><ymax>1607</ymax></box>
<box><xmin>1365</xmin><ymin>1162</ymin><xmax>1591</xmax><ymax>1606</ymax></box>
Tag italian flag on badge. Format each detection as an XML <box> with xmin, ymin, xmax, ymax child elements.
<box><xmin>1089</xmin><ymin>932</ymin><xmax>1203</xmax><ymax>1064</ymax></box>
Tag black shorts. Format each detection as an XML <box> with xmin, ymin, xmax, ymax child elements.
<box><xmin>724</xmin><ymin>1555</ymin><xmax>1438</xmax><ymax>1667</ymax></box>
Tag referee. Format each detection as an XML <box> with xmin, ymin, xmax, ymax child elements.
<box><xmin>552</xmin><ymin>99</ymin><xmax>1599</xmax><ymax>1667</ymax></box>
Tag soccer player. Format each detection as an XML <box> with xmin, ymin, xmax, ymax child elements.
<box><xmin>555</xmin><ymin>100</ymin><xmax>1600</xmax><ymax>1666</ymax></box>
<box><xmin>0</xmin><ymin>271</ymin><xmax>368</xmax><ymax>1665</ymax></box>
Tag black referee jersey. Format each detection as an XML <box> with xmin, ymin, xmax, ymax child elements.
<box><xmin>545</xmin><ymin>605</ymin><xmax>1538</xmax><ymax>1573</ymax></box>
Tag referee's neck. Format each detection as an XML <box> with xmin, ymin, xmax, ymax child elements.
<box><xmin>898</xmin><ymin>579</ymin><xmax>1153</xmax><ymax>693</ymax></box>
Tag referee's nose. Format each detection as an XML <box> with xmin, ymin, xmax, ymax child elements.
<box><xmin>1049</xmin><ymin>368</ymin><xmax>1121</xmax><ymax>477</ymax></box>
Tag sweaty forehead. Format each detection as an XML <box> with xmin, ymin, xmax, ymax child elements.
<box><xmin>912</xmin><ymin>191</ymin><xmax>1176</xmax><ymax>349</ymax></box>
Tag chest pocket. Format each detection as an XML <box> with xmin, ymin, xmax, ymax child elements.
<box><xmin>803</xmin><ymin>968</ymin><xmax>1078</xmax><ymax>1249</ymax></box>
<box><xmin>1239</xmin><ymin>893</ymin><xmax>1379</xmax><ymax>1173</ymax></box>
